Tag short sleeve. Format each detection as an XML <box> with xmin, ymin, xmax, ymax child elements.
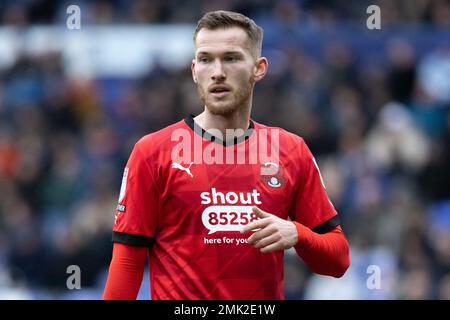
<box><xmin>289</xmin><ymin>139</ymin><xmax>340</xmax><ymax>234</ymax></box>
<box><xmin>112</xmin><ymin>141</ymin><xmax>159</xmax><ymax>246</ymax></box>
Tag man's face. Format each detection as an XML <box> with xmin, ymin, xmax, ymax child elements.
<box><xmin>192</xmin><ymin>27</ymin><xmax>262</xmax><ymax>116</ymax></box>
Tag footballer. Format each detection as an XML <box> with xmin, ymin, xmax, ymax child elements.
<box><xmin>103</xmin><ymin>10</ymin><xmax>350</xmax><ymax>300</ymax></box>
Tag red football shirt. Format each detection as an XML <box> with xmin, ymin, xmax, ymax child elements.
<box><xmin>112</xmin><ymin>115</ymin><xmax>340</xmax><ymax>299</ymax></box>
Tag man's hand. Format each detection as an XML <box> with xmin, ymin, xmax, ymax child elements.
<box><xmin>241</xmin><ymin>206</ymin><xmax>298</xmax><ymax>253</ymax></box>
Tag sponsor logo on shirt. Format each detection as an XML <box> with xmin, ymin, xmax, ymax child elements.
<box><xmin>171</xmin><ymin>161</ymin><xmax>194</xmax><ymax>178</ymax></box>
<box><xmin>200</xmin><ymin>188</ymin><xmax>261</xmax><ymax>234</ymax></box>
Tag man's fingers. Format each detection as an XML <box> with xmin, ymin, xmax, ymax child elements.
<box><xmin>247</xmin><ymin>226</ymin><xmax>276</xmax><ymax>244</ymax></box>
<box><xmin>241</xmin><ymin>217</ymin><xmax>272</xmax><ymax>234</ymax></box>
<box><xmin>241</xmin><ymin>207</ymin><xmax>274</xmax><ymax>233</ymax></box>
<box><xmin>260</xmin><ymin>241</ymin><xmax>283</xmax><ymax>253</ymax></box>
<box><xmin>254</xmin><ymin>233</ymin><xmax>281</xmax><ymax>249</ymax></box>
<box><xmin>252</xmin><ymin>206</ymin><xmax>271</xmax><ymax>218</ymax></box>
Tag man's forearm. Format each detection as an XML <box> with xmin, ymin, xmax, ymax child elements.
<box><xmin>293</xmin><ymin>224</ymin><xmax>350</xmax><ymax>278</ymax></box>
<box><xmin>103</xmin><ymin>243</ymin><xmax>147</xmax><ymax>300</ymax></box>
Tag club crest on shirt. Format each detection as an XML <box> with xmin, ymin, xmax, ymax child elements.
<box><xmin>260</xmin><ymin>162</ymin><xmax>285</xmax><ymax>188</ymax></box>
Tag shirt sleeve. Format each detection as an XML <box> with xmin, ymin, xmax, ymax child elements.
<box><xmin>293</xmin><ymin>224</ymin><xmax>350</xmax><ymax>277</ymax></box>
<box><xmin>289</xmin><ymin>139</ymin><xmax>340</xmax><ymax>234</ymax></box>
<box><xmin>102</xmin><ymin>243</ymin><xmax>148</xmax><ymax>299</ymax></box>
<box><xmin>112</xmin><ymin>140</ymin><xmax>159</xmax><ymax>246</ymax></box>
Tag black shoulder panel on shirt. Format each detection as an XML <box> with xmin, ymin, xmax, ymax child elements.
<box><xmin>112</xmin><ymin>231</ymin><xmax>154</xmax><ymax>247</ymax></box>
<box><xmin>312</xmin><ymin>215</ymin><xmax>341</xmax><ymax>234</ymax></box>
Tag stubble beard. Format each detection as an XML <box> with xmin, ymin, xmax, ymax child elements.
<box><xmin>196</xmin><ymin>77</ymin><xmax>254</xmax><ymax>117</ymax></box>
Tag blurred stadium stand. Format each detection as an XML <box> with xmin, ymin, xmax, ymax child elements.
<box><xmin>0</xmin><ymin>0</ymin><xmax>450</xmax><ymax>299</ymax></box>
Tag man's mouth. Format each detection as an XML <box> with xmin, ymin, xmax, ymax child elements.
<box><xmin>209</xmin><ymin>86</ymin><xmax>231</xmax><ymax>97</ymax></box>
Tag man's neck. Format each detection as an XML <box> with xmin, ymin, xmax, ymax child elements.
<box><xmin>194</xmin><ymin>107</ymin><xmax>251</xmax><ymax>139</ymax></box>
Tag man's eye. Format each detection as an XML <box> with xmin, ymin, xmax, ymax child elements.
<box><xmin>224</xmin><ymin>56</ymin><xmax>237</xmax><ymax>62</ymax></box>
<box><xmin>199</xmin><ymin>57</ymin><xmax>210</xmax><ymax>63</ymax></box>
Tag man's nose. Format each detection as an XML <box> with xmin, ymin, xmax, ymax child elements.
<box><xmin>211</xmin><ymin>60</ymin><xmax>226</xmax><ymax>81</ymax></box>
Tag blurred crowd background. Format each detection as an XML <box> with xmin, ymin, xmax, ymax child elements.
<box><xmin>1</xmin><ymin>0</ymin><xmax>450</xmax><ymax>299</ymax></box>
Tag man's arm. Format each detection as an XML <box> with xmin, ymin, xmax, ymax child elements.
<box><xmin>241</xmin><ymin>206</ymin><xmax>350</xmax><ymax>278</ymax></box>
<box><xmin>102</xmin><ymin>243</ymin><xmax>148</xmax><ymax>300</ymax></box>
<box><xmin>292</xmin><ymin>223</ymin><xmax>349</xmax><ymax>278</ymax></box>
<box><xmin>104</xmin><ymin>138</ymin><xmax>160</xmax><ymax>299</ymax></box>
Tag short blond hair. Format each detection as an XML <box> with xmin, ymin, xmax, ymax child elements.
<box><xmin>193</xmin><ymin>10</ymin><xmax>263</xmax><ymax>58</ymax></box>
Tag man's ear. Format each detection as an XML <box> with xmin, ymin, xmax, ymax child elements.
<box><xmin>254</xmin><ymin>57</ymin><xmax>268</xmax><ymax>82</ymax></box>
<box><xmin>191</xmin><ymin>59</ymin><xmax>198</xmax><ymax>83</ymax></box>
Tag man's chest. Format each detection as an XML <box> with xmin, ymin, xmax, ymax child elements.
<box><xmin>156</xmin><ymin>161</ymin><xmax>295</xmax><ymax>238</ymax></box>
